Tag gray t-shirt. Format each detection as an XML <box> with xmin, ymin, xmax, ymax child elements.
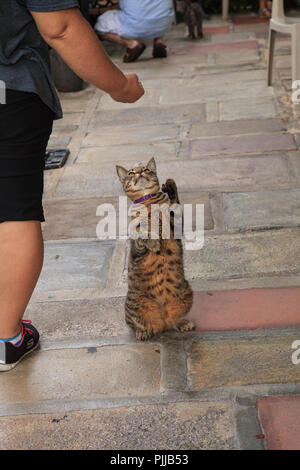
<box><xmin>0</xmin><ymin>0</ymin><xmax>79</xmax><ymax>119</ymax></box>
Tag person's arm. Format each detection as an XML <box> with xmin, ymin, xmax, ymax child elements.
<box><xmin>30</xmin><ymin>7</ymin><xmax>144</xmax><ymax>103</ymax></box>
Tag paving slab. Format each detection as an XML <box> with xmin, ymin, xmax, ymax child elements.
<box><xmin>214</xmin><ymin>50</ymin><xmax>260</xmax><ymax>65</ymax></box>
<box><xmin>53</xmin><ymin>153</ymin><xmax>296</xmax><ymax>198</ymax></box>
<box><xmin>143</xmin><ymin>70</ymin><xmax>267</xmax><ymax>89</ymax></box>
<box><xmin>36</xmin><ymin>241</ymin><xmax>114</xmax><ymax>291</ymax></box>
<box><xmin>159</xmin><ymin>81</ymin><xmax>274</xmax><ymax>105</ymax></box>
<box><xmin>258</xmin><ymin>396</ymin><xmax>300</xmax><ymax>450</ymax></box>
<box><xmin>171</xmin><ymin>40</ymin><xmax>258</xmax><ymax>56</ymax></box>
<box><xmin>76</xmin><ymin>142</ymin><xmax>179</xmax><ymax>164</ymax></box>
<box><xmin>26</xmin><ymin>297</ymin><xmax>129</xmax><ymax>341</ymax></box>
<box><xmin>188</xmin><ymin>335</ymin><xmax>300</xmax><ymax>390</ymax></box>
<box><xmin>43</xmin><ymin>196</ymin><xmax>120</xmax><ymax>241</ymax></box>
<box><xmin>0</xmin><ymin>344</ymin><xmax>161</xmax><ymax>404</ymax></box>
<box><xmin>0</xmin><ymin>401</ymin><xmax>234</xmax><ymax>450</ymax></box>
<box><xmin>220</xmin><ymin>97</ymin><xmax>277</xmax><ymax>121</ymax></box>
<box><xmin>188</xmin><ymin>287</ymin><xmax>300</xmax><ymax>331</ymax></box>
<box><xmin>43</xmin><ymin>191</ymin><xmax>213</xmax><ymax>241</ymax></box>
<box><xmin>89</xmin><ymin>103</ymin><xmax>206</xmax><ymax>128</ymax></box>
<box><xmin>233</xmin><ymin>22</ymin><xmax>269</xmax><ymax>33</ymax></box>
<box><xmin>188</xmin><ymin>119</ymin><xmax>286</xmax><ymax>138</ymax></box>
<box><xmin>189</xmin><ymin>133</ymin><xmax>296</xmax><ymax>157</ymax></box>
<box><xmin>223</xmin><ymin>189</ymin><xmax>300</xmax><ymax>229</ymax></box>
<box><xmin>184</xmin><ymin>228</ymin><xmax>300</xmax><ymax>281</ymax></box>
<box><xmin>82</xmin><ymin>124</ymin><xmax>180</xmax><ymax>147</ymax></box>
<box><xmin>52</xmin><ymin>112</ymin><xmax>83</xmax><ymax>130</ymax></box>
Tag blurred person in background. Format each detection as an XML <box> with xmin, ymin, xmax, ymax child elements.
<box><xmin>95</xmin><ymin>0</ymin><xmax>174</xmax><ymax>62</ymax></box>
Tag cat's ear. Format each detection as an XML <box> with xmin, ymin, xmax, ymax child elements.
<box><xmin>116</xmin><ymin>165</ymin><xmax>128</xmax><ymax>183</ymax></box>
<box><xmin>146</xmin><ymin>157</ymin><xmax>156</xmax><ymax>173</ymax></box>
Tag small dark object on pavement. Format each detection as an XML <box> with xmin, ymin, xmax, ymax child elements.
<box><xmin>45</xmin><ymin>149</ymin><xmax>70</xmax><ymax>170</ymax></box>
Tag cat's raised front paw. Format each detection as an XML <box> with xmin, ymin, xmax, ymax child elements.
<box><xmin>147</xmin><ymin>239</ymin><xmax>161</xmax><ymax>253</ymax></box>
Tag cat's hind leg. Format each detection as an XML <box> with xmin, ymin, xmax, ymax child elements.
<box><xmin>174</xmin><ymin>318</ymin><xmax>195</xmax><ymax>332</ymax></box>
<box><xmin>125</xmin><ymin>293</ymin><xmax>164</xmax><ymax>341</ymax></box>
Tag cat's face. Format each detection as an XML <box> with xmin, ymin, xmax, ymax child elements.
<box><xmin>116</xmin><ymin>157</ymin><xmax>160</xmax><ymax>201</ymax></box>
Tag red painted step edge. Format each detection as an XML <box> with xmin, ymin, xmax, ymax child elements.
<box><xmin>258</xmin><ymin>396</ymin><xmax>300</xmax><ymax>450</ymax></box>
<box><xmin>187</xmin><ymin>287</ymin><xmax>300</xmax><ymax>332</ymax></box>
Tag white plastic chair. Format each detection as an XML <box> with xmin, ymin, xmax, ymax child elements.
<box><xmin>222</xmin><ymin>0</ymin><xmax>229</xmax><ymax>19</ymax></box>
<box><xmin>267</xmin><ymin>0</ymin><xmax>300</xmax><ymax>85</ymax></box>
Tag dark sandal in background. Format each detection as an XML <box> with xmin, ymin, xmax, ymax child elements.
<box><xmin>123</xmin><ymin>43</ymin><xmax>146</xmax><ymax>63</ymax></box>
<box><xmin>153</xmin><ymin>43</ymin><xmax>167</xmax><ymax>58</ymax></box>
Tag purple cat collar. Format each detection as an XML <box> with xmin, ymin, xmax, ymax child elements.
<box><xmin>134</xmin><ymin>193</ymin><xmax>157</xmax><ymax>204</ymax></box>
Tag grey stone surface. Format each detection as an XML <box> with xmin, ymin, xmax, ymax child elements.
<box><xmin>0</xmin><ymin>401</ymin><xmax>234</xmax><ymax>450</ymax></box>
<box><xmin>188</xmin><ymin>118</ymin><xmax>287</xmax><ymax>138</ymax></box>
<box><xmin>76</xmin><ymin>142</ymin><xmax>179</xmax><ymax>164</ymax></box>
<box><xmin>82</xmin><ymin>124</ymin><xmax>180</xmax><ymax>147</ymax></box>
<box><xmin>36</xmin><ymin>241</ymin><xmax>114</xmax><ymax>291</ymax></box>
<box><xmin>26</xmin><ymin>297</ymin><xmax>129</xmax><ymax>342</ymax></box>
<box><xmin>89</xmin><ymin>103</ymin><xmax>206</xmax><ymax>128</ymax></box>
<box><xmin>183</xmin><ymin>228</ymin><xmax>300</xmax><ymax>281</ymax></box>
<box><xmin>159</xmin><ymin>81</ymin><xmax>273</xmax><ymax>105</ymax></box>
<box><xmin>223</xmin><ymin>189</ymin><xmax>300</xmax><ymax>229</ymax></box>
<box><xmin>220</xmin><ymin>97</ymin><xmax>277</xmax><ymax>121</ymax></box>
<box><xmin>53</xmin><ymin>153</ymin><xmax>296</xmax><ymax>198</ymax></box>
<box><xmin>0</xmin><ymin>345</ymin><xmax>161</xmax><ymax>404</ymax></box>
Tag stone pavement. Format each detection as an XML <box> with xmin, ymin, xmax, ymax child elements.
<box><xmin>1</xmin><ymin>15</ymin><xmax>300</xmax><ymax>450</ymax></box>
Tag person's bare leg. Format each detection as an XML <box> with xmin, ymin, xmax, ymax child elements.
<box><xmin>259</xmin><ymin>0</ymin><xmax>271</xmax><ymax>16</ymax></box>
<box><xmin>153</xmin><ymin>37</ymin><xmax>165</xmax><ymax>46</ymax></box>
<box><xmin>0</xmin><ymin>221</ymin><xmax>43</xmax><ymax>339</ymax></box>
<box><xmin>100</xmin><ymin>32</ymin><xmax>140</xmax><ymax>49</ymax></box>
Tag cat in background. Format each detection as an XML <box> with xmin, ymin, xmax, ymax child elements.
<box><xmin>116</xmin><ymin>157</ymin><xmax>194</xmax><ymax>341</ymax></box>
<box><xmin>182</xmin><ymin>0</ymin><xmax>204</xmax><ymax>39</ymax></box>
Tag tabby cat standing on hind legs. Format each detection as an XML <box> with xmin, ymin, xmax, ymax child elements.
<box><xmin>116</xmin><ymin>157</ymin><xmax>194</xmax><ymax>341</ymax></box>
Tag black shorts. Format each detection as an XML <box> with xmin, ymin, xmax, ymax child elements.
<box><xmin>0</xmin><ymin>89</ymin><xmax>54</xmax><ymax>223</ymax></box>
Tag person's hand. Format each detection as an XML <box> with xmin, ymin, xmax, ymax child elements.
<box><xmin>110</xmin><ymin>73</ymin><xmax>144</xmax><ymax>103</ymax></box>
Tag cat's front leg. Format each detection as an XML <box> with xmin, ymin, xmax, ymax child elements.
<box><xmin>162</xmin><ymin>178</ymin><xmax>180</xmax><ymax>204</ymax></box>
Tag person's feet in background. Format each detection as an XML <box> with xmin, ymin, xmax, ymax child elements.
<box><xmin>98</xmin><ymin>31</ymin><xmax>168</xmax><ymax>62</ymax></box>
<box><xmin>259</xmin><ymin>0</ymin><xmax>272</xmax><ymax>18</ymax></box>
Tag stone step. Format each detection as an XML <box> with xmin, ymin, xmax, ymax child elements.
<box><xmin>189</xmin><ymin>133</ymin><xmax>296</xmax><ymax>157</ymax></box>
<box><xmin>223</xmin><ymin>189</ymin><xmax>300</xmax><ymax>230</ymax></box>
<box><xmin>0</xmin><ymin>344</ymin><xmax>161</xmax><ymax>406</ymax></box>
<box><xmin>36</xmin><ymin>241</ymin><xmax>114</xmax><ymax>292</ymax></box>
<box><xmin>26</xmin><ymin>297</ymin><xmax>130</xmax><ymax>343</ymax></box>
<box><xmin>0</xmin><ymin>401</ymin><xmax>234</xmax><ymax>450</ymax></box>
<box><xmin>188</xmin><ymin>334</ymin><xmax>300</xmax><ymax>391</ymax></box>
<box><xmin>184</xmin><ymin>228</ymin><xmax>300</xmax><ymax>282</ymax></box>
<box><xmin>43</xmin><ymin>191</ymin><xmax>214</xmax><ymax>242</ymax></box>
<box><xmin>52</xmin><ymin>153</ymin><xmax>297</xmax><ymax>198</ymax></box>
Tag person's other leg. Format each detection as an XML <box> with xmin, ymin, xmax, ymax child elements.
<box><xmin>153</xmin><ymin>37</ymin><xmax>168</xmax><ymax>58</ymax></box>
<box><xmin>0</xmin><ymin>221</ymin><xmax>43</xmax><ymax>339</ymax></box>
<box><xmin>100</xmin><ymin>32</ymin><xmax>140</xmax><ymax>49</ymax></box>
<box><xmin>259</xmin><ymin>0</ymin><xmax>271</xmax><ymax>17</ymax></box>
